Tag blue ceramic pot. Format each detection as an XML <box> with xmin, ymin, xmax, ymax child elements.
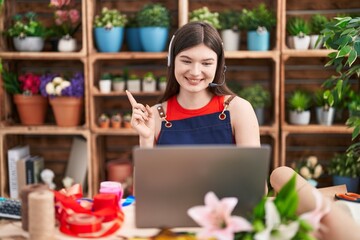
<box><xmin>94</xmin><ymin>27</ymin><xmax>124</xmax><ymax>52</ymax></box>
<box><xmin>139</xmin><ymin>27</ymin><xmax>168</xmax><ymax>52</ymax></box>
<box><xmin>247</xmin><ymin>30</ymin><xmax>270</xmax><ymax>51</ymax></box>
<box><xmin>333</xmin><ymin>175</ymin><xmax>360</xmax><ymax>192</ymax></box>
<box><xmin>125</xmin><ymin>27</ymin><xmax>143</xmax><ymax>51</ymax></box>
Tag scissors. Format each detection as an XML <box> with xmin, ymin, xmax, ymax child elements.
<box><xmin>335</xmin><ymin>192</ymin><xmax>360</xmax><ymax>203</ymax></box>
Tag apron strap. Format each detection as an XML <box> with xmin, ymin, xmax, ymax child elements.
<box><xmin>156</xmin><ymin>104</ymin><xmax>172</xmax><ymax>128</ymax></box>
<box><xmin>219</xmin><ymin>95</ymin><xmax>236</xmax><ymax>120</ymax></box>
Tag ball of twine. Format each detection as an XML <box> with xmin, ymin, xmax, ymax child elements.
<box><xmin>28</xmin><ymin>189</ymin><xmax>55</xmax><ymax>240</ymax></box>
<box><xmin>20</xmin><ymin>183</ymin><xmax>49</xmax><ymax>231</ymax></box>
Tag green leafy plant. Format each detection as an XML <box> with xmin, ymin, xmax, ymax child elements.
<box><xmin>6</xmin><ymin>12</ymin><xmax>48</xmax><ymax>38</ymax></box>
<box><xmin>287</xmin><ymin>17</ymin><xmax>311</xmax><ymax>37</ymax></box>
<box><xmin>128</xmin><ymin>74</ymin><xmax>139</xmax><ymax>81</ymax></box>
<box><xmin>143</xmin><ymin>72</ymin><xmax>156</xmax><ymax>82</ymax></box>
<box><xmin>287</xmin><ymin>90</ymin><xmax>312</xmax><ymax>112</ymax></box>
<box><xmin>93</xmin><ymin>7</ymin><xmax>127</xmax><ymax>28</ymax></box>
<box><xmin>321</xmin><ymin>16</ymin><xmax>360</xmax><ymax>149</ymax></box>
<box><xmin>100</xmin><ymin>72</ymin><xmax>112</xmax><ymax>80</ymax></box>
<box><xmin>238</xmin><ymin>84</ymin><xmax>271</xmax><ymax>109</ymax></box>
<box><xmin>1</xmin><ymin>70</ymin><xmax>20</xmax><ymax>94</ymax></box>
<box><xmin>189</xmin><ymin>7</ymin><xmax>221</xmax><ymax>29</ymax></box>
<box><xmin>313</xmin><ymin>89</ymin><xmax>334</xmax><ymax>109</ymax></box>
<box><xmin>218</xmin><ymin>10</ymin><xmax>243</xmax><ymax>31</ymax></box>
<box><xmin>136</xmin><ymin>3</ymin><xmax>170</xmax><ymax>28</ymax></box>
<box><xmin>241</xmin><ymin>4</ymin><xmax>276</xmax><ymax>31</ymax></box>
<box><xmin>310</xmin><ymin>14</ymin><xmax>328</xmax><ymax>35</ymax></box>
<box><xmin>158</xmin><ymin>76</ymin><xmax>167</xmax><ymax>83</ymax></box>
<box><xmin>328</xmin><ymin>150</ymin><xmax>360</xmax><ymax>178</ymax></box>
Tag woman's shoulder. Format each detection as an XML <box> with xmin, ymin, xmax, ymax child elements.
<box><xmin>225</xmin><ymin>95</ymin><xmax>252</xmax><ymax>108</ymax></box>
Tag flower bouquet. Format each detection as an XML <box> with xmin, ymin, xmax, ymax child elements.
<box><xmin>188</xmin><ymin>174</ymin><xmax>329</xmax><ymax>240</ymax></box>
<box><xmin>40</xmin><ymin>72</ymin><xmax>84</xmax><ymax>127</ymax></box>
<box><xmin>2</xmin><ymin>70</ymin><xmax>48</xmax><ymax>125</ymax></box>
<box><xmin>294</xmin><ymin>156</ymin><xmax>323</xmax><ymax>187</ymax></box>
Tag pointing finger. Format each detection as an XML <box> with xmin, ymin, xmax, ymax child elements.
<box><xmin>126</xmin><ymin>90</ymin><xmax>137</xmax><ymax>107</ymax></box>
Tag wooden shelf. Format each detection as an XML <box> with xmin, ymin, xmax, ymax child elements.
<box><xmin>225</xmin><ymin>50</ymin><xmax>280</xmax><ymax>60</ymax></box>
<box><xmin>282</xmin><ymin>124</ymin><xmax>353</xmax><ymax>134</ymax></box>
<box><xmin>0</xmin><ymin>125</ymin><xmax>90</xmax><ymax>135</ymax></box>
<box><xmin>282</xmin><ymin>49</ymin><xmax>333</xmax><ymax>58</ymax></box>
<box><xmin>91</xmin><ymin>87</ymin><xmax>163</xmax><ymax>97</ymax></box>
<box><xmin>89</xmin><ymin>52</ymin><xmax>168</xmax><ymax>61</ymax></box>
<box><xmin>0</xmin><ymin>51</ymin><xmax>87</xmax><ymax>60</ymax></box>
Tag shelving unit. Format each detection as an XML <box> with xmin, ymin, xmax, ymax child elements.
<box><xmin>1</xmin><ymin>0</ymin><xmax>358</xmax><ymax>197</ymax></box>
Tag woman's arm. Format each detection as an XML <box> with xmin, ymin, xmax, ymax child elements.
<box><xmin>228</xmin><ymin>96</ymin><xmax>260</xmax><ymax>147</ymax></box>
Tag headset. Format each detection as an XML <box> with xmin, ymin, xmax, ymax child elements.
<box><xmin>167</xmin><ymin>34</ymin><xmax>227</xmax><ymax>88</ymax></box>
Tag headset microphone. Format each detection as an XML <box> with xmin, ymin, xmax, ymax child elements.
<box><xmin>209</xmin><ymin>66</ymin><xmax>227</xmax><ymax>87</ymax></box>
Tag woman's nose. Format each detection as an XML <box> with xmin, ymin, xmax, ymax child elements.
<box><xmin>189</xmin><ymin>63</ymin><xmax>201</xmax><ymax>76</ymax></box>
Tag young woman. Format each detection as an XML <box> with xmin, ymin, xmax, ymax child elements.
<box><xmin>126</xmin><ymin>21</ymin><xmax>260</xmax><ymax>148</ymax></box>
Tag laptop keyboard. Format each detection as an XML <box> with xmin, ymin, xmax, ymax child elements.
<box><xmin>0</xmin><ymin>197</ymin><xmax>21</xmax><ymax>220</ymax></box>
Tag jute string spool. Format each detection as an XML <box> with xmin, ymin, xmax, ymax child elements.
<box><xmin>20</xmin><ymin>183</ymin><xmax>49</xmax><ymax>231</ymax></box>
<box><xmin>28</xmin><ymin>189</ymin><xmax>55</xmax><ymax>240</ymax></box>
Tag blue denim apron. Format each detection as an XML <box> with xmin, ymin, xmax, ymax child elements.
<box><xmin>156</xmin><ymin>96</ymin><xmax>235</xmax><ymax>145</ymax></box>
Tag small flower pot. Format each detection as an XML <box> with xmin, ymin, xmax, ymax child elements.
<box><xmin>221</xmin><ymin>29</ymin><xmax>240</xmax><ymax>51</ymax></box>
<box><xmin>112</xmin><ymin>81</ymin><xmax>125</xmax><ymax>92</ymax></box>
<box><xmin>13</xmin><ymin>36</ymin><xmax>44</xmax><ymax>52</ymax></box>
<box><xmin>13</xmin><ymin>94</ymin><xmax>48</xmax><ymax>125</ymax></box>
<box><xmin>127</xmin><ymin>79</ymin><xmax>141</xmax><ymax>92</ymax></box>
<box><xmin>58</xmin><ymin>36</ymin><xmax>77</xmax><ymax>52</ymax></box>
<box><xmin>142</xmin><ymin>80</ymin><xmax>156</xmax><ymax>92</ymax></box>
<box><xmin>99</xmin><ymin>80</ymin><xmax>112</xmax><ymax>93</ymax></box>
<box><xmin>289</xmin><ymin>110</ymin><xmax>311</xmax><ymax>125</ymax></box>
<box><xmin>50</xmin><ymin>97</ymin><xmax>83</xmax><ymax>127</ymax></box>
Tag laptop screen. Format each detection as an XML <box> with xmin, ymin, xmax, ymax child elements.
<box><xmin>133</xmin><ymin>145</ymin><xmax>271</xmax><ymax>228</ymax></box>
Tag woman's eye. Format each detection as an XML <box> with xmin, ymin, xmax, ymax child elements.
<box><xmin>203</xmin><ymin>62</ymin><xmax>213</xmax><ymax>66</ymax></box>
<box><xmin>181</xmin><ymin>60</ymin><xmax>191</xmax><ymax>64</ymax></box>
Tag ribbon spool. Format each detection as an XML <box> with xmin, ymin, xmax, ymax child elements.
<box><xmin>93</xmin><ymin>193</ymin><xmax>118</xmax><ymax>222</ymax></box>
<box><xmin>66</xmin><ymin>213</ymin><xmax>102</xmax><ymax>234</ymax></box>
<box><xmin>28</xmin><ymin>190</ymin><xmax>55</xmax><ymax>240</ymax></box>
<box><xmin>99</xmin><ymin>181</ymin><xmax>123</xmax><ymax>203</ymax></box>
<box><xmin>20</xmin><ymin>183</ymin><xmax>49</xmax><ymax>231</ymax></box>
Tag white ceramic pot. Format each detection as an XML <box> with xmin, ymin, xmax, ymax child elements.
<box><xmin>310</xmin><ymin>35</ymin><xmax>323</xmax><ymax>49</ymax></box>
<box><xmin>112</xmin><ymin>81</ymin><xmax>125</xmax><ymax>92</ymax></box>
<box><xmin>127</xmin><ymin>79</ymin><xmax>141</xmax><ymax>92</ymax></box>
<box><xmin>289</xmin><ymin>110</ymin><xmax>311</xmax><ymax>125</ymax></box>
<box><xmin>99</xmin><ymin>80</ymin><xmax>112</xmax><ymax>93</ymax></box>
<box><xmin>142</xmin><ymin>80</ymin><xmax>156</xmax><ymax>92</ymax></box>
<box><xmin>316</xmin><ymin>107</ymin><xmax>335</xmax><ymax>126</ymax></box>
<box><xmin>159</xmin><ymin>82</ymin><xmax>167</xmax><ymax>91</ymax></box>
<box><xmin>221</xmin><ymin>29</ymin><xmax>240</xmax><ymax>51</ymax></box>
<box><xmin>293</xmin><ymin>35</ymin><xmax>310</xmax><ymax>50</ymax></box>
<box><xmin>13</xmin><ymin>36</ymin><xmax>44</xmax><ymax>52</ymax></box>
<box><xmin>58</xmin><ymin>36</ymin><xmax>77</xmax><ymax>52</ymax></box>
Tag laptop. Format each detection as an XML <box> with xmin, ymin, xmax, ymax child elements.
<box><xmin>133</xmin><ymin>145</ymin><xmax>271</xmax><ymax>228</ymax></box>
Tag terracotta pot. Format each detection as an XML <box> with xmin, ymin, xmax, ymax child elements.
<box><xmin>106</xmin><ymin>159</ymin><xmax>133</xmax><ymax>183</ymax></box>
<box><xmin>111</xmin><ymin>121</ymin><xmax>121</xmax><ymax>129</ymax></box>
<box><xmin>13</xmin><ymin>94</ymin><xmax>48</xmax><ymax>125</ymax></box>
<box><xmin>49</xmin><ymin>97</ymin><xmax>83</xmax><ymax>127</ymax></box>
<box><xmin>99</xmin><ymin>121</ymin><xmax>110</xmax><ymax>128</ymax></box>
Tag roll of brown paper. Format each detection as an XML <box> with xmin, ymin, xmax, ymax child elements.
<box><xmin>20</xmin><ymin>183</ymin><xmax>49</xmax><ymax>231</ymax></box>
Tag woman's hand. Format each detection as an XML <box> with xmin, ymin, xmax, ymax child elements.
<box><xmin>126</xmin><ymin>90</ymin><xmax>155</xmax><ymax>145</ymax></box>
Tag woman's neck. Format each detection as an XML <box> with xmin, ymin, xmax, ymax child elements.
<box><xmin>176</xmin><ymin>90</ymin><xmax>213</xmax><ymax>109</ymax></box>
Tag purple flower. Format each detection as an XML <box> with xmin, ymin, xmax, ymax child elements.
<box><xmin>40</xmin><ymin>72</ymin><xmax>84</xmax><ymax>98</ymax></box>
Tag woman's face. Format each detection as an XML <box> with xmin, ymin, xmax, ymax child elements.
<box><xmin>174</xmin><ymin>43</ymin><xmax>218</xmax><ymax>93</ymax></box>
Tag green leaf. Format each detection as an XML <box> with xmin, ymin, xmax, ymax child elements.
<box><xmin>337</xmin><ymin>45</ymin><xmax>351</xmax><ymax>58</ymax></box>
<box><xmin>347</xmin><ymin>49</ymin><xmax>357</xmax><ymax>67</ymax></box>
<box><xmin>352</xmin><ymin>126</ymin><xmax>360</xmax><ymax>140</ymax></box>
<box><xmin>354</xmin><ymin>41</ymin><xmax>360</xmax><ymax>56</ymax></box>
<box><xmin>336</xmin><ymin>80</ymin><xmax>343</xmax><ymax>100</ymax></box>
<box><xmin>327</xmin><ymin>52</ymin><xmax>337</xmax><ymax>59</ymax></box>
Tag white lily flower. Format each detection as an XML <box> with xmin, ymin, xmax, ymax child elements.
<box><xmin>254</xmin><ymin>200</ymin><xmax>299</xmax><ymax>240</ymax></box>
<box><xmin>60</xmin><ymin>80</ymin><xmax>71</xmax><ymax>89</ymax></box>
<box><xmin>55</xmin><ymin>85</ymin><xmax>63</xmax><ymax>96</ymax></box>
<box><xmin>313</xmin><ymin>164</ymin><xmax>323</xmax><ymax>179</ymax></box>
<box><xmin>52</xmin><ymin>76</ymin><xmax>64</xmax><ymax>84</ymax></box>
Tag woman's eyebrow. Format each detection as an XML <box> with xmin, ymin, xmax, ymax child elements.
<box><xmin>178</xmin><ymin>55</ymin><xmax>215</xmax><ymax>61</ymax></box>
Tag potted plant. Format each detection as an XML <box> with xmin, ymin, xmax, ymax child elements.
<box><xmin>328</xmin><ymin>150</ymin><xmax>360</xmax><ymax>192</ymax></box>
<box><xmin>93</xmin><ymin>7</ymin><xmax>127</xmax><ymax>52</ymax></box>
<box><xmin>125</xmin><ymin>14</ymin><xmax>143</xmax><ymax>51</ymax></box>
<box><xmin>293</xmin><ymin>155</ymin><xmax>323</xmax><ymax>187</ymax></box>
<box><xmin>111</xmin><ymin>113</ymin><xmax>122</xmax><ymax>128</ymax></box>
<box><xmin>40</xmin><ymin>72</ymin><xmax>84</xmax><ymax>127</ymax></box>
<box><xmin>286</xmin><ymin>17</ymin><xmax>311</xmax><ymax>50</ymax></box>
<box><xmin>219</xmin><ymin>10</ymin><xmax>244</xmax><ymax>51</ymax></box>
<box><xmin>126</xmin><ymin>74</ymin><xmax>141</xmax><ymax>92</ymax></box>
<box><xmin>49</xmin><ymin>0</ymin><xmax>80</xmax><ymax>52</ymax></box>
<box><xmin>241</xmin><ymin>4</ymin><xmax>276</xmax><ymax>51</ymax></box>
<box><xmin>238</xmin><ymin>84</ymin><xmax>271</xmax><ymax>125</ymax></box>
<box><xmin>112</xmin><ymin>75</ymin><xmax>125</xmax><ymax>92</ymax></box>
<box><xmin>6</xmin><ymin>12</ymin><xmax>48</xmax><ymax>52</ymax></box>
<box><xmin>158</xmin><ymin>76</ymin><xmax>167</xmax><ymax>91</ymax></box>
<box><xmin>122</xmin><ymin>113</ymin><xmax>132</xmax><ymax>128</ymax></box>
<box><xmin>142</xmin><ymin>72</ymin><xmax>156</xmax><ymax>92</ymax></box>
<box><xmin>309</xmin><ymin>14</ymin><xmax>328</xmax><ymax>49</ymax></box>
<box><xmin>287</xmin><ymin>90</ymin><xmax>312</xmax><ymax>125</ymax></box>
<box><xmin>189</xmin><ymin>7</ymin><xmax>221</xmax><ymax>29</ymax></box>
<box><xmin>98</xmin><ymin>113</ymin><xmax>110</xmax><ymax>128</ymax></box>
<box><xmin>314</xmin><ymin>89</ymin><xmax>335</xmax><ymax>126</ymax></box>
<box><xmin>136</xmin><ymin>3</ymin><xmax>170</xmax><ymax>52</ymax></box>
<box><xmin>1</xmin><ymin>70</ymin><xmax>48</xmax><ymax>125</ymax></box>
<box><xmin>99</xmin><ymin>73</ymin><xmax>112</xmax><ymax>93</ymax></box>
